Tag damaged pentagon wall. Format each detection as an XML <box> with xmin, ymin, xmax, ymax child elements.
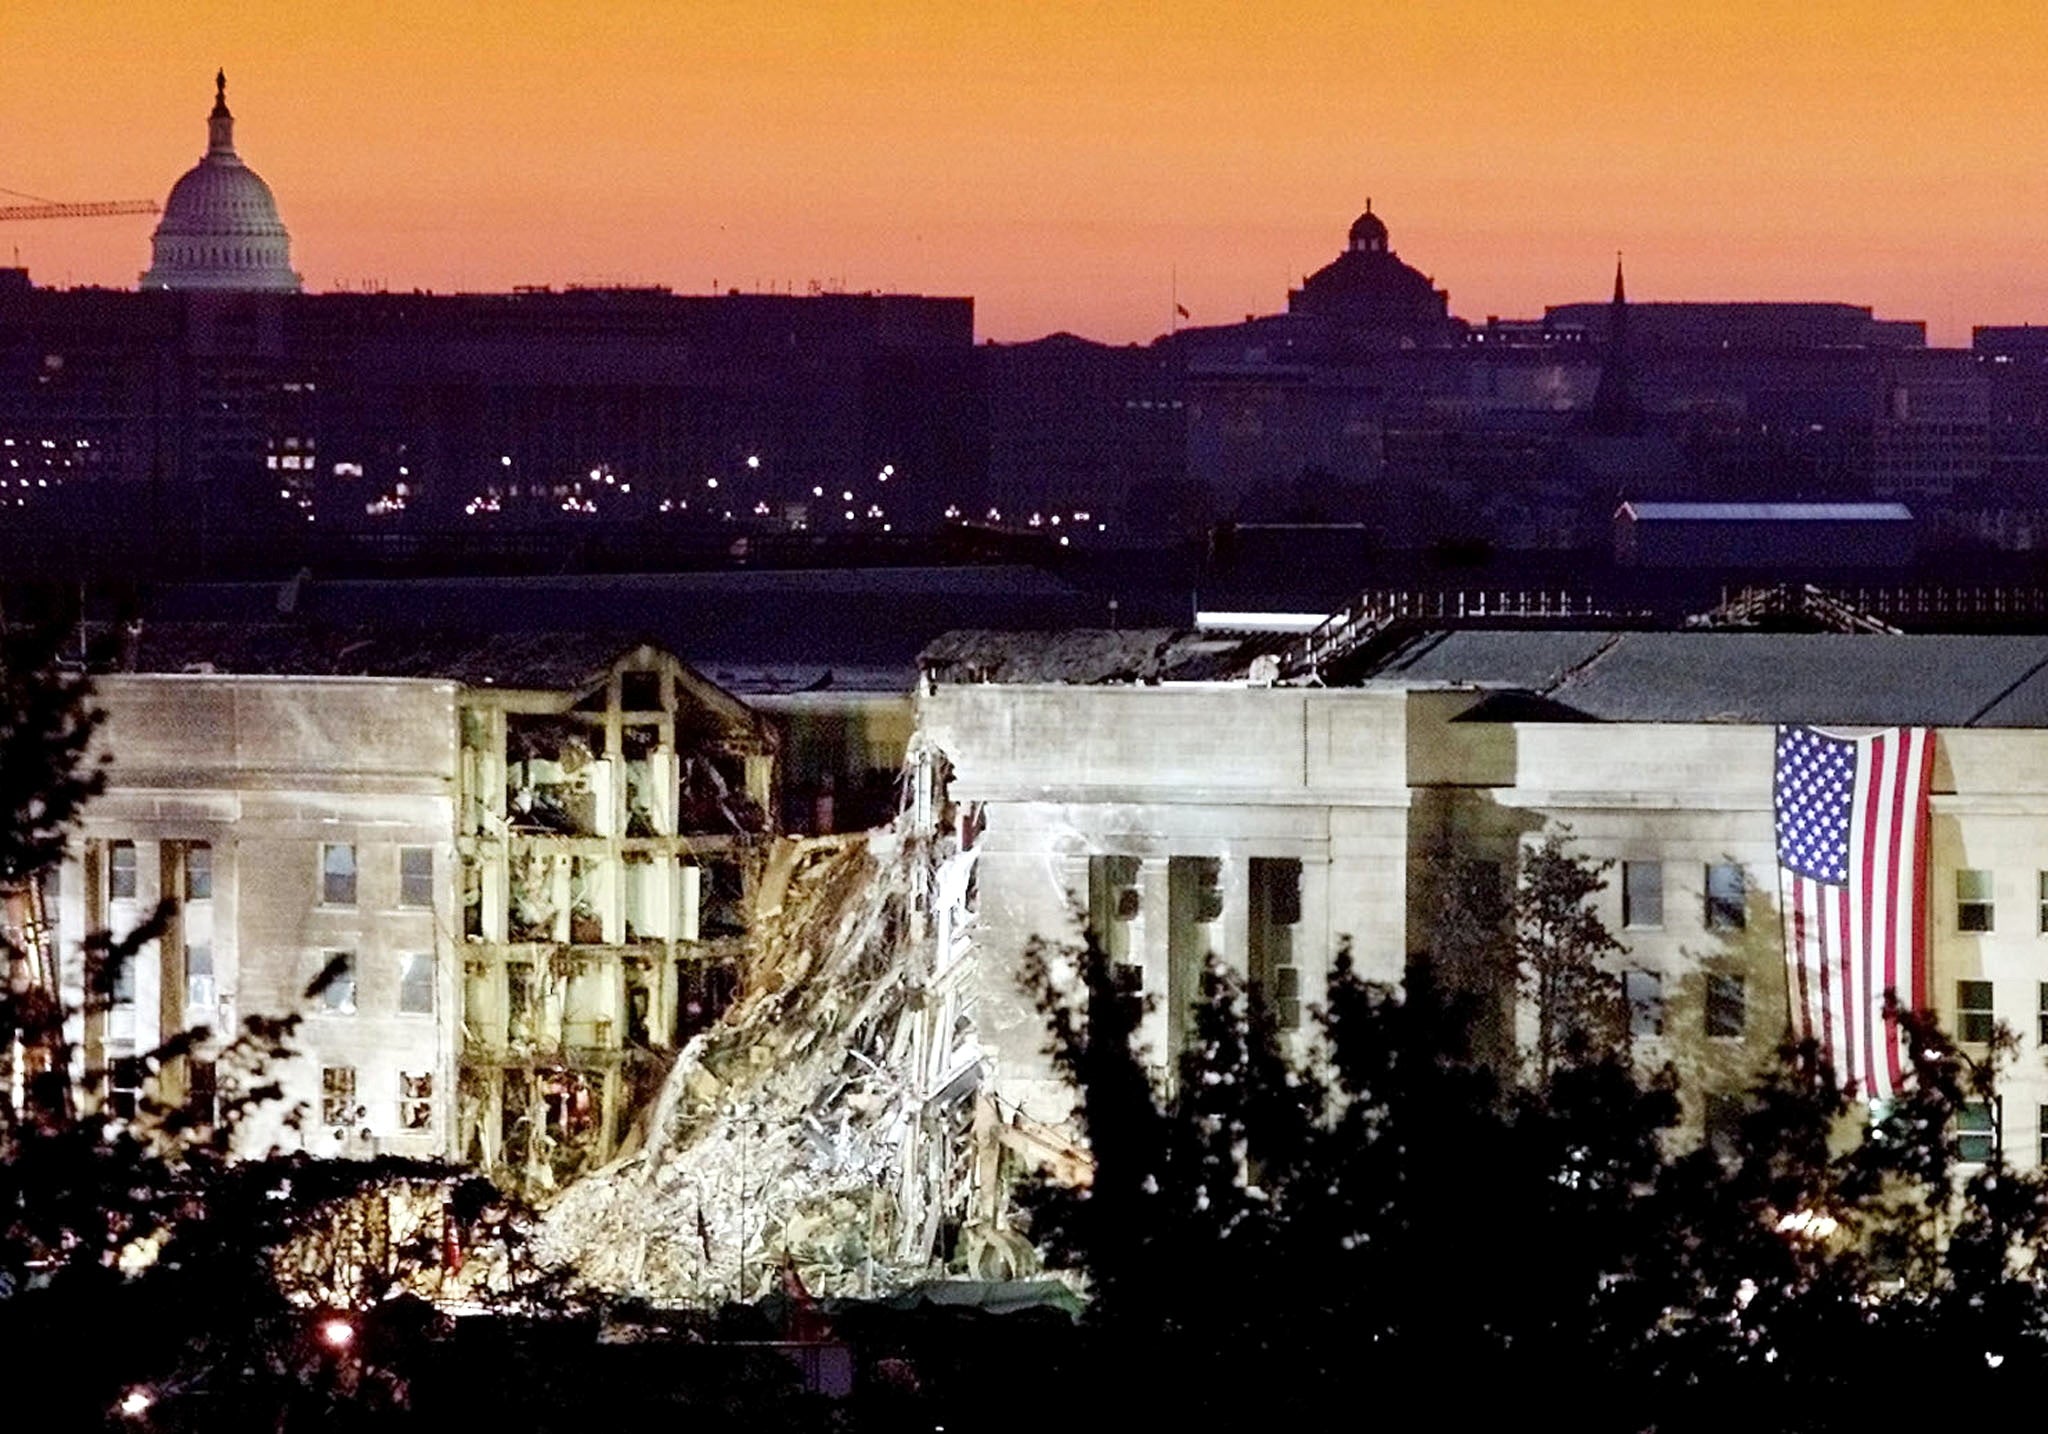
<box><xmin>457</xmin><ymin>647</ymin><xmax>777</xmax><ymax>1197</ymax></box>
<box><xmin>538</xmin><ymin>756</ymin><xmax>1080</xmax><ymax>1303</ymax></box>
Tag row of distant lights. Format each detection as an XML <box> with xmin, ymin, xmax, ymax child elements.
<box><xmin>276</xmin><ymin>451</ymin><xmax>1114</xmax><ymax>539</ymax></box>
<box><xmin>3</xmin><ymin>435</ymin><xmax>78</xmax><ymax>509</ymax></box>
<box><xmin>943</xmin><ymin>505</ymin><xmax>1107</xmax><ymax>546</ymax></box>
<box><xmin>4</xmin><ymin>437</ymin><xmax>86</xmax><ymax>491</ymax></box>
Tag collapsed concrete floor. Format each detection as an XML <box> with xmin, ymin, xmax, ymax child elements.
<box><xmin>536</xmin><ymin>815</ymin><xmax>1078</xmax><ymax>1303</ymax></box>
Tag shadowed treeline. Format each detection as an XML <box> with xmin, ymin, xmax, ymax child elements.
<box><xmin>1017</xmin><ymin>903</ymin><xmax>2048</xmax><ymax>1431</ymax></box>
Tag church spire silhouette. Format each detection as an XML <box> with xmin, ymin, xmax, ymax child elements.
<box><xmin>1583</xmin><ymin>252</ymin><xmax>1643</xmax><ymax>435</ymax></box>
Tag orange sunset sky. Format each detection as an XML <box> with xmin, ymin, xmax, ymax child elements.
<box><xmin>4</xmin><ymin>1</ymin><xmax>2045</xmax><ymax>346</ymax></box>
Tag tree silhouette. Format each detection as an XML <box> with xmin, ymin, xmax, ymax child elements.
<box><xmin>0</xmin><ymin>615</ymin><xmax>496</xmax><ymax>1429</ymax></box>
<box><xmin>1513</xmin><ymin>828</ymin><xmax>1627</xmax><ymax>1081</ymax></box>
<box><xmin>1022</xmin><ymin>908</ymin><xmax>2048</xmax><ymax>1430</ymax></box>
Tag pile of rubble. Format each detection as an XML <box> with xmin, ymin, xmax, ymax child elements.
<box><xmin>537</xmin><ymin>815</ymin><xmax>1029</xmax><ymax>1302</ymax></box>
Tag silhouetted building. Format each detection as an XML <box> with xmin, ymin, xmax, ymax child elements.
<box><xmin>982</xmin><ymin>333</ymin><xmax>1184</xmax><ymax>537</ymax></box>
<box><xmin>1285</xmin><ymin>204</ymin><xmax>1462</xmax><ymax>347</ymax></box>
<box><xmin>1613</xmin><ymin>501</ymin><xmax>1917</xmax><ymax>569</ymax></box>
<box><xmin>1541</xmin><ymin>301</ymin><xmax>1925</xmax><ymax>351</ymax></box>
<box><xmin>0</xmin><ymin>279</ymin><xmax>978</xmax><ymax>563</ymax></box>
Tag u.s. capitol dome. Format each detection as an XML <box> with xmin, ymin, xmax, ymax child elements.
<box><xmin>140</xmin><ymin>71</ymin><xmax>301</xmax><ymax>293</ymax></box>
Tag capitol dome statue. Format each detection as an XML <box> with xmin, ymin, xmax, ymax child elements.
<box><xmin>140</xmin><ymin>71</ymin><xmax>301</xmax><ymax>293</ymax></box>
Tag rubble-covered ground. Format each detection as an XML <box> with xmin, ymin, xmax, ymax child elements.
<box><xmin>537</xmin><ymin>816</ymin><xmax>1030</xmax><ymax>1303</ymax></box>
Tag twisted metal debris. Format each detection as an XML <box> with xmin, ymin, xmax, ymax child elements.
<box><xmin>536</xmin><ymin>813</ymin><xmax>1014</xmax><ymax>1302</ymax></box>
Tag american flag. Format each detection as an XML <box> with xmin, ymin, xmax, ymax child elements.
<box><xmin>1773</xmin><ymin>725</ymin><xmax>1934</xmax><ymax>1102</ymax></box>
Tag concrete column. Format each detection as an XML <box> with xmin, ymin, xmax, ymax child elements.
<box><xmin>1220</xmin><ymin>853</ymin><xmax>1252</xmax><ymax>982</ymax></box>
<box><xmin>1300</xmin><ymin>854</ymin><xmax>1333</xmax><ymax>1013</ymax></box>
<box><xmin>1137</xmin><ymin>856</ymin><xmax>1171</xmax><ymax>1068</ymax></box>
<box><xmin>550</xmin><ymin>854</ymin><xmax>572</xmax><ymax>944</ymax></box>
<box><xmin>156</xmin><ymin>843</ymin><xmax>187</xmax><ymax>1106</ymax></box>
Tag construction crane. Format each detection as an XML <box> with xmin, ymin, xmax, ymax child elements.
<box><xmin>0</xmin><ymin>185</ymin><xmax>158</xmax><ymax>224</ymax></box>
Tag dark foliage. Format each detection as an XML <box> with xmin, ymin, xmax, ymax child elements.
<box><xmin>1022</xmin><ymin>922</ymin><xmax>2048</xmax><ymax>1432</ymax></box>
<box><xmin>0</xmin><ymin>617</ymin><xmax>501</xmax><ymax>1429</ymax></box>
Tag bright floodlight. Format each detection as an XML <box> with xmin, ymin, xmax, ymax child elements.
<box><xmin>319</xmin><ymin>1317</ymin><xmax>354</xmax><ymax>1350</ymax></box>
<box><xmin>118</xmin><ymin>1388</ymin><xmax>154</xmax><ymax>1418</ymax></box>
<box><xmin>745</xmin><ymin>455</ymin><xmax>760</xmax><ymax>468</ymax></box>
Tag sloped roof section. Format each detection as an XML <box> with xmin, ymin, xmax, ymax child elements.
<box><xmin>1370</xmin><ymin>630</ymin><xmax>1622</xmax><ymax>691</ymax></box>
<box><xmin>1618</xmin><ymin>502</ymin><xmax>1912</xmax><ymax>523</ymax></box>
<box><xmin>921</xmin><ymin>629</ymin><xmax>1186</xmax><ymax>684</ymax></box>
<box><xmin>1366</xmin><ymin>629</ymin><xmax>2048</xmax><ymax>728</ymax></box>
<box><xmin>91</xmin><ymin>622</ymin><xmax>654</xmax><ymax>691</ymax></box>
<box><xmin>1551</xmin><ymin>633</ymin><xmax>2048</xmax><ymax>726</ymax></box>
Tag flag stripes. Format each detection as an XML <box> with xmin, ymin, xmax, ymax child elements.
<box><xmin>1774</xmin><ymin>725</ymin><xmax>1932</xmax><ymax>1103</ymax></box>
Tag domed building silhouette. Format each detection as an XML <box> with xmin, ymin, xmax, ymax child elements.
<box><xmin>140</xmin><ymin>71</ymin><xmax>300</xmax><ymax>293</ymax></box>
<box><xmin>1286</xmin><ymin>201</ymin><xmax>1453</xmax><ymax>343</ymax></box>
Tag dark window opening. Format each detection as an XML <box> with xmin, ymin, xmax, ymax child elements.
<box><xmin>1706</xmin><ymin>973</ymin><xmax>1745</xmax><ymax>1038</ymax></box>
<box><xmin>676</xmin><ymin>959</ymin><xmax>738</xmax><ymax>1044</ymax></box>
<box><xmin>400</xmin><ymin>1072</ymin><xmax>434</xmax><ymax>1131</ymax></box>
<box><xmin>1625</xmin><ymin>969</ymin><xmax>1664</xmax><ymax>1037</ymax></box>
<box><xmin>400</xmin><ymin>846</ymin><xmax>434</xmax><ymax>908</ymax></box>
<box><xmin>321</xmin><ymin>843</ymin><xmax>357</xmax><ymax>906</ymax></box>
<box><xmin>110</xmin><ymin>840</ymin><xmax>137</xmax><ymax>901</ymax></box>
<box><xmin>1088</xmin><ymin>854</ymin><xmax>1142</xmax><ymax>965</ymax></box>
<box><xmin>1705</xmin><ymin>864</ymin><xmax>1746</xmax><ymax>930</ymax></box>
<box><xmin>399</xmin><ymin>952</ymin><xmax>435</xmax><ymax>1015</ymax></box>
<box><xmin>185</xmin><ymin>843</ymin><xmax>213</xmax><ymax>901</ymax></box>
<box><xmin>1622</xmin><ymin>861</ymin><xmax>1663</xmax><ymax>929</ymax></box>
<box><xmin>1250</xmin><ymin>857</ymin><xmax>1303</xmax><ymax>1031</ymax></box>
<box><xmin>321</xmin><ymin>1065</ymin><xmax>356</xmax><ymax>1128</ymax></box>
<box><xmin>1958</xmin><ymin>980</ymin><xmax>1996</xmax><ymax>1044</ymax></box>
<box><xmin>187</xmin><ymin>1060</ymin><xmax>218</xmax><ymax>1126</ymax></box>
<box><xmin>1957</xmin><ymin>870</ymin><xmax>1994</xmax><ymax>933</ymax></box>
<box><xmin>319</xmin><ymin>952</ymin><xmax>357</xmax><ymax>1014</ymax></box>
<box><xmin>1957</xmin><ymin>1100</ymin><xmax>1997</xmax><ymax>1163</ymax></box>
<box><xmin>186</xmin><ymin>942</ymin><xmax>214</xmax><ymax>1008</ymax></box>
<box><xmin>621</xmin><ymin>671</ymin><xmax>662</xmax><ymax>712</ymax></box>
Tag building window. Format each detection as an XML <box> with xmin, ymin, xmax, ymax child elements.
<box><xmin>2039</xmin><ymin>982</ymin><xmax>2048</xmax><ymax>1047</ymax></box>
<box><xmin>186</xmin><ymin>941</ymin><xmax>215</xmax><ymax>1008</ymax></box>
<box><xmin>1622</xmin><ymin>861</ymin><xmax>1663</xmax><ymax>930</ymax></box>
<box><xmin>1706</xmin><ymin>973</ymin><xmax>1746</xmax><ymax>1038</ymax></box>
<box><xmin>109</xmin><ymin>950</ymin><xmax>136</xmax><ymax>1007</ymax></box>
<box><xmin>1087</xmin><ymin>854</ymin><xmax>1142</xmax><ymax>969</ymax></box>
<box><xmin>321</xmin><ymin>843</ymin><xmax>358</xmax><ymax>906</ymax></box>
<box><xmin>398</xmin><ymin>952</ymin><xmax>435</xmax><ymax>1015</ymax></box>
<box><xmin>399</xmin><ymin>846</ymin><xmax>434</xmax><ymax>908</ymax></box>
<box><xmin>321</xmin><ymin>1066</ymin><xmax>357</xmax><ymax>1128</ymax></box>
<box><xmin>185</xmin><ymin>843</ymin><xmax>212</xmax><ymax>901</ymax></box>
<box><xmin>1957</xmin><ymin>870</ymin><xmax>1994</xmax><ymax>933</ymax></box>
<box><xmin>1956</xmin><ymin>1100</ymin><xmax>1997</xmax><ymax>1163</ymax></box>
<box><xmin>1705</xmin><ymin>864</ymin><xmax>1746</xmax><ymax>930</ymax></box>
<box><xmin>2038</xmin><ymin>872</ymin><xmax>2048</xmax><ymax>935</ymax></box>
<box><xmin>108</xmin><ymin>1055</ymin><xmax>144</xmax><ymax>1121</ymax></box>
<box><xmin>1958</xmin><ymin>979</ymin><xmax>1996</xmax><ymax>1043</ymax></box>
<box><xmin>188</xmin><ymin>1060</ymin><xmax>218</xmax><ymax>1127</ymax></box>
<box><xmin>400</xmin><ymin>1072</ymin><xmax>434</xmax><ymax>1131</ymax></box>
<box><xmin>1704</xmin><ymin>1092</ymin><xmax>1744</xmax><ymax>1162</ymax></box>
<box><xmin>109</xmin><ymin>840</ymin><xmax>137</xmax><ymax>900</ymax></box>
<box><xmin>318</xmin><ymin>951</ymin><xmax>357</xmax><ymax>1014</ymax></box>
<box><xmin>1250</xmin><ymin>858</ymin><xmax>1303</xmax><ymax>1031</ymax></box>
<box><xmin>1183</xmin><ymin>856</ymin><xmax>1224</xmax><ymax>923</ymax></box>
<box><xmin>1624</xmin><ymin>969</ymin><xmax>1664</xmax><ymax>1037</ymax></box>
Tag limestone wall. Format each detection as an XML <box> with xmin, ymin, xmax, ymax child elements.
<box><xmin>72</xmin><ymin>675</ymin><xmax>458</xmax><ymax>1161</ymax></box>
